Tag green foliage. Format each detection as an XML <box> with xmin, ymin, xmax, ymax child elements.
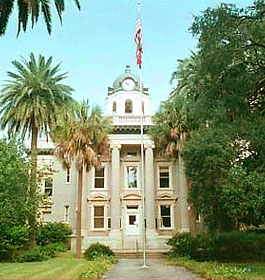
<box><xmin>79</xmin><ymin>256</ymin><xmax>117</xmax><ymax>279</ymax></box>
<box><xmin>36</xmin><ymin>222</ymin><xmax>72</xmax><ymax>246</ymax></box>
<box><xmin>14</xmin><ymin>246</ymin><xmax>50</xmax><ymax>262</ymax></box>
<box><xmin>169</xmin><ymin>258</ymin><xmax>250</xmax><ymax>280</ymax></box>
<box><xmin>13</xmin><ymin>243</ymin><xmax>67</xmax><ymax>263</ymax></box>
<box><xmin>168</xmin><ymin>231</ymin><xmax>265</xmax><ymax>262</ymax></box>
<box><xmin>84</xmin><ymin>243</ymin><xmax>115</xmax><ymax>261</ymax></box>
<box><xmin>167</xmin><ymin>233</ymin><xmax>193</xmax><ymax>257</ymax></box>
<box><xmin>0</xmin><ymin>139</ymin><xmax>30</xmax><ymax>228</ymax></box>
<box><xmin>0</xmin><ymin>0</ymin><xmax>81</xmax><ymax>36</ymax></box>
<box><xmin>0</xmin><ymin>225</ymin><xmax>30</xmax><ymax>261</ymax></box>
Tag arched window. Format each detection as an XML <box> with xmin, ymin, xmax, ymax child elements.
<box><xmin>125</xmin><ymin>99</ymin><xmax>133</xmax><ymax>114</ymax></box>
<box><xmin>112</xmin><ymin>101</ymin><xmax>116</xmax><ymax>113</ymax></box>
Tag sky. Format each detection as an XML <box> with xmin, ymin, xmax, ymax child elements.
<box><xmin>0</xmin><ymin>0</ymin><xmax>253</xmax><ymax>113</ymax></box>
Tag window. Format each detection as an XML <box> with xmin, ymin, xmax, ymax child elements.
<box><xmin>112</xmin><ymin>101</ymin><xmax>116</xmax><ymax>113</ymax></box>
<box><xmin>159</xmin><ymin>167</ymin><xmax>170</xmax><ymax>188</ymax></box>
<box><xmin>95</xmin><ymin>167</ymin><xmax>104</xmax><ymax>189</ymax></box>
<box><xmin>125</xmin><ymin>99</ymin><xmax>133</xmax><ymax>113</ymax></box>
<box><xmin>160</xmin><ymin>205</ymin><xmax>171</xmax><ymax>228</ymax></box>
<box><xmin>44</xmin><ymin>177</ymin><xmax>53</xmax><ymax>196</ymax></box>
<box><xmin>66</xmin><ymin>168</ymin><xmax>71</xmax><ymax>183</ymax></box>
<box><xmin>126</xmin><ymin>166</ymin><xmax>138</xmax><ymax>188</ymax></box>
<box><xmin>64</xmin><ymin>205</ymin><xmax>69</xmax><ymax>222</ymax></box>
<box><xmin>93</xmin><ymin>206</ymin><xmax>105</xmax><ymax>229</ymax></box>
<box><xmin>142</xmin><ymin>101</ymin><xmax>145</xmax><ymax>114</ymax></box>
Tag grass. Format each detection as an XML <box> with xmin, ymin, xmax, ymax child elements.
<box><xmin>168</xmin><ymin>257</ymin><xmax>265</xmax><ymax>279</ymax></box>
<box><xmin>0</xmin><ymin>252</ymin><xmax>89</xmax><ymax>279</ymax></box>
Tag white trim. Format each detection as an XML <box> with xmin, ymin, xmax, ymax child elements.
<box><xmin>91</xmin><ymin>204</ymin><xmax>107</xmax><ymax>231</ymax></box>
<box><xmin>159</xmin><ymin>204</ymin><xmax>174</xmax><ymax>230</ymax></box>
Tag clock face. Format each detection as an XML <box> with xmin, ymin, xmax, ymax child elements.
<box><xmin>122</xmin><ymin>79</ymin><xmax>135</xmax><ymax>91</ymax></box>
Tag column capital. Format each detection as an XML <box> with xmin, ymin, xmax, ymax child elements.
<box><xmin>110</xmin><ymin>144</ymin><xmax>121</xmax><ymax>150</ymax></box>
<box><xmin>144</xmin><ymin>144</ymin><xmax>155</xmax><ymax>150</ymax></box>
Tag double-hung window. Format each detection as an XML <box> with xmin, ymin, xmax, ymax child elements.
<box><xmin>93</xmin><ymin>206</ymin><xmax>105</xmax><ymax>229</ymax></box>
<box><xmin>160</xmin><ymin>205</ymin><xmax>172</xmax><ymax>228</ymax></box>
<box><xmin>95</xmin><ymin>167</ymin><xmax>105</xmax><ymax>189</ymax></box>
<box><xmin>159</xmin><ymin>167</ymin><xmax>170</xmax><ymax>188</ymax></box>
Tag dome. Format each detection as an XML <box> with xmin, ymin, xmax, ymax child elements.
<box><xmin>113</xmin><ymin>65</ymin><xmax>141</xmax><ymax>88</ymax></box>
<box><xmin>108</xmin><ymin>65</ymin><xmax>148</xmax><ymax>95</ymax></box>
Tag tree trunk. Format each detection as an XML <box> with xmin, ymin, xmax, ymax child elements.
<box><xmin>29</xmin><ymin>122</ymin><xmax>38</xmax><ymax>246</ymax></box>
<box><xmin>76</xmin><ymin>167</ymin><xmax>83</xmax><ymax>259</ymax></box>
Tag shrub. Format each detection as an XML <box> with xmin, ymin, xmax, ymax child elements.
<box><xmin>167</xmin><ymin>233</ymin><xmax>193</xmax><ymax>257</ymax></box>
<box><xmin>212</xmin><ymin>231</ymin><xmax>265</xmax><ymax>262</ymax></box>
<box><xmin>36</xmin><ymin>222</ymin><xmax>72</xmax><ymax>246</ymax></box>
<box><xmin>79</xmin><ymin>256</ymin><xmax>116</xmax><ymax>279</ymax></box>
<box><xmin>84</xmin><ymin>243</ymin><xmax>115</xmax><ymax>261</ymax></box>
<box><xmin>168</xmin><ymin>231</ymin><xmax>265</xmax><ymax>262</ymax></box>
<box><xmin>0</xmin><ymin>225</ymin><xmax>29</xmax><ymax>261</ymax></box>
<box><xmin>14</xmin><ymin>246</ymin><xmax>49</xmax><ymax>262</ymax></box>
<box><xmin>190</xmin><ymin>234</ymin><xmax>214</xmax><ymax>261</ymax></box>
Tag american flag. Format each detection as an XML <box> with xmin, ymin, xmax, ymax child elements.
<box><xmin>134</xmin><ymin>16</ymin><xmax>143</xmax><ymax>68</ymax></box>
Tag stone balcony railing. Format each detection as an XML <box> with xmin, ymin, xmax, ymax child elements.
<box><xmin>107</xmin><ymin>115</ymin><xmax>153</xmax><ymax>126</ymax></box>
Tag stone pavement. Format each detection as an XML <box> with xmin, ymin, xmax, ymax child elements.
<box><xmin>103</xmin><ymin>259</ymin><xmax>201</xmax><ymax>279</ymax></box>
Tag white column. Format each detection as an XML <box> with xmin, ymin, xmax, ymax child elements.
<box><xmin>144</xmin><ymin>144</ymin><xmax>157</xmax><ymax>235</ymax></box>
<box><xmin>178</xmin><ymin>155</ymin><xmax>190</xmax><ymax>232</ymax></box>
<box><xmin>110</xmin><ymin>144</ymin><xmax>121</xmax><ymax>235</ymax></box>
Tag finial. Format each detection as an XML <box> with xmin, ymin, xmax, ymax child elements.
<box><xmin>125</xmin><ymin>65</ymin><xmax>131</xmax><ymax>74</ymax></box>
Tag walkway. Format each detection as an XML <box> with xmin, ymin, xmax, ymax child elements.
<box><xmin>103</xmin><ymin>258</ymin><xmax>201</xmax><ymax>279</ymax></box>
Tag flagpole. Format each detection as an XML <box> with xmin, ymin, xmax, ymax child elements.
<box><xmin>137</xmin><ymin>1</ymin><xmax>147</xmax><ymax>268</ymax></box>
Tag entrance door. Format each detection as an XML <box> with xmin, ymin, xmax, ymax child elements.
<box><xmin>125</xmin><ymin>207</ymin><xmax>139</xmax><ymax>235</ymax></box>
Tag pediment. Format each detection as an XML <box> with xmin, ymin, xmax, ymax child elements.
<box><xmin>156</xmin><ymin>192</ymin><xmax>177</xmax><ymax>201</ymax></box>
<box><xmin>88</xmin><ymin>193</ymin><xmax>110</xmax><ymax>202</ymax></box>
<box><xmin>121</xmin><ymin>191</ymin><xmax>142</xmax><ymax>200</ymax></box>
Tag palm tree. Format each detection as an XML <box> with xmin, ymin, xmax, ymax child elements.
<box><xmin>53</xmin><ymin>100</ymin><xmax>110</xmax><ymax>258</ymax></box>
<box><xmin>0</xmin><ymin>0</ymin><xmax>81</xmax><ymax>36</ymax></box>
<box><xmin>0</xmin><ymin>53</ymin><xmax>74</xmax><ymax>244</ymax></box>
<box><xmin>149</xmin><ymin>94</ymin><xmax>189</xmax><ymax>157</ymax></box>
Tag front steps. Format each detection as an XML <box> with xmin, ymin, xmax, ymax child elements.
<box><xmin>114</xmin><ymin>250</ymin><xmax>168</xmax><ymax>259</ymax></box>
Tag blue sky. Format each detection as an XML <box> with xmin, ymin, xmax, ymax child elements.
<box><xmin>0</xmin><ymin>0</ymin><xmax>252</xmax><ymax>112</ymax></box>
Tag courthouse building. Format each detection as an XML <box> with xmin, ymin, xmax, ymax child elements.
<box><xmin>38</xmin><ymin>65</ymin><xmax>191</xmax><ymax>252</ymax></box>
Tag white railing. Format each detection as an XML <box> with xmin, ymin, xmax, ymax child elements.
<box><xmin>107</xmin><ymin>115</ymin><xmax>153</xmax><ymax>126</ymax></box>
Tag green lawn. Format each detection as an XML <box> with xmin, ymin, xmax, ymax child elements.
<box><xmin>0</xmin><ymin>252</ymin><xmax>88</xmax><ymax>279</ymax></box>
<box><xmin>169</xmin><ymin>258</ymin><xmax>265</xmax><ymax>279</ymax></box>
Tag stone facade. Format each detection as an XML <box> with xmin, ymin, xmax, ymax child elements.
<box><xmin>38</xmin><ymin>65</ymin><xmax>190</xmax><ymax>253</ymax></box>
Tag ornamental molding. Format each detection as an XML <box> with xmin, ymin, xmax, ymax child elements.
<box><xmin>121</xmin><ymin>190</ymin><xmax>142</xmax><ymax>200</ymax></box>
<box><xmin>87</xmin><ymin>193</ymin><xmax>110</xmax><ymax>202</ymax></box>
<box><xmin>156</xmin><ymin>192</ymin><xmax>177</xmax><ymax>201</ymax></box>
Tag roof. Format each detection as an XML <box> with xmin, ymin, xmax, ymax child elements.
<box><xmin>108</xmin><ymin>65</ymin><xmax>149</xmax><ymax>96</ymax></box>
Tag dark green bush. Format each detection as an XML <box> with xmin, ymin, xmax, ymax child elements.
<box><xmin>167</xmin><ymin>233</ymin><xmax>193</xmax><ymax>257</ymax></box>
<box><xmin>13</xmin><ymin>242</ymin><xmax>67</xmax><ymax>263</ymax></box>
<box><xmin>36</xmin><ymin>222</ymin><xmax>72</xmax><ymax>245</ymax></box>
<box><xmin>212</xmin><ymin>231</ymin><xmax>265</xmax><ymax>262</ymax></box>
<box><xmin>168</xmin><ymin>231</ymin><xmax>265</xmax><ymax>262</ymax></box>
<box><xmin>84</xmin><ymin>243</ymin><xmax>115</xmax><ymax>261</ymax></box>
<box><xmin>0</xmin><ymin>225</ymin><xmax>29</xmax><ymax>261</ymax></box>
<box><xmin>190</xmin><ymin>234</ymin><xmax>214</xmax><ymax>261</ymax></box>
<box><xmin>14</xmin><ymin>246</ymin><xmax>49</xmax><ymax>262</ymax></box>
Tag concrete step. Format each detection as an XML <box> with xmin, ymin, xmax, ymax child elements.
<box><xmin>115</xmin><ymin>251</ymin><xmax>168</xmax><ymax>259</ymax></box>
